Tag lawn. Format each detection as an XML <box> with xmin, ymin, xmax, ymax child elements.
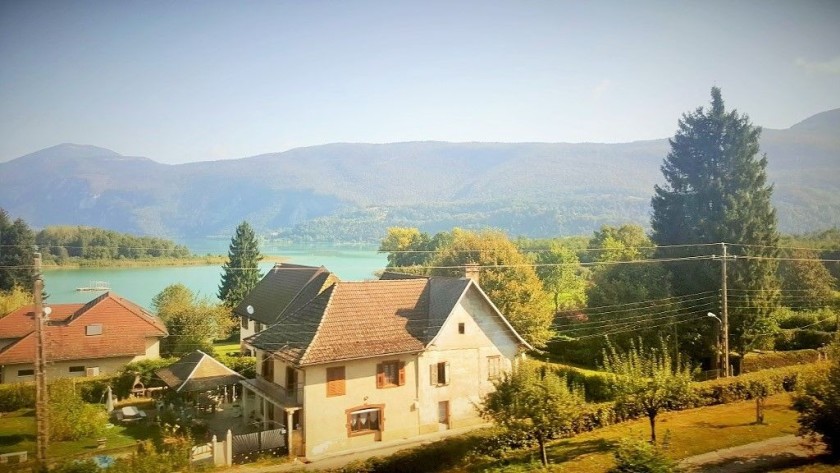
<box><xmin>466</xmin><ymin>393</ymin><xmax>800</xmax><ymax>472</ymax></box>
<box><xmin>213</xmin><ymin>340</ymin><xmax>242</xmax><ymax>356</ymax></box>
<box><xmin>0</xmin><ymin>408</ymin><xmax>155</xmax><ymax>460</ymax></box>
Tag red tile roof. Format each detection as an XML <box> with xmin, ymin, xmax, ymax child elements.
<box><xmin>246</xmin><ymin>277</ymin><xmax>530</xmax><ymax>366</ymax></box>
<box><xmin>0</xmin><ymin>292</ymin><xmax>168</xmax><ymax>365</ymax></box>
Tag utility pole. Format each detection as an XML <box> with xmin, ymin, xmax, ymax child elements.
<box><xmin>33</xmin><ymin>253</ymin><xmax>49</xmax><ymax>465</ymax></box>
<box><xmin>720</xmin><ymin>243</ymin><xmax>731</xmax><ymax>378</ymax></box>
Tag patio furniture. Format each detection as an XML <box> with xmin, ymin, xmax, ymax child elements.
<box><xmin>120</xmin><ymin>405</ymin><xmax>147</xmax><ymax>422</ymax></box>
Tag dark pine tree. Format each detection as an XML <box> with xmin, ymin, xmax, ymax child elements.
<box><xmin>0</xmin><ymin>208</ymin><xmax>37</xmax><ymax>293</ymax></box>
<box><xmin>651</xmin><ymin>87</ymin><xmax>780</xmax><ymax>361</ymax></box>
<box><xmin>218</xmin><ymin>221</ymin><xmax>263</xmax><ymax>311</ymax></box>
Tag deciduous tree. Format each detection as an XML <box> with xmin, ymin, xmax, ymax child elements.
<box><xmin>218</xmin><ymin>221</ymin><xmax>262</xmax><ymax>310</ymax></box>
<box><xmin>430</xmin><ymin>229</ymin><xmax>553</xmax><ymax>347</ymax></box>
<box><xmin>602</xmin><ymin>339</ymin><xmax>693</xmax><ymax>443</ymax></box>
<box><xmin>534</xmin><ymin>241</ymin><xmax>587</xmax><ymax>313</ymax></box>
<box><xmin>480</xmin><ymin>361</ymin><xmax>583</xmax><ymax>466</ymax></box>
<box><xmin>154</xmin><ymin>284</ymin><xmax>235</xmax><ymax>356</ymax></box>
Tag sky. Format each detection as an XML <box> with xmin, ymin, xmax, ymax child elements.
<box><xmin>1</xmin><ymin>0</ymin><xmax>839</xmax><ymax>164</ymax></box>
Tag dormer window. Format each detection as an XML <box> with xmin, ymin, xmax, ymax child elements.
<box><xmin>85</xmin><ymin>324</ymin><xmax>103</xmax><ymax>336</ymax></box>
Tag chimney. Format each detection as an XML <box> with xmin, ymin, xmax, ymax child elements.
<box><xmin>463</xmin><ymin>263</ymin><xmax>480</xmax><ymax>284</ymax></box>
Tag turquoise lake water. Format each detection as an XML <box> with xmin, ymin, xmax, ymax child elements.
<box><xmin>42</xmin><ymin>244</ymin><xmax>386</xmax><ymax>311</ymax></box>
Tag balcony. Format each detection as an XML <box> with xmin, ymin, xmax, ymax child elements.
<box><xmin>242</xmin><ymin>376</ymin><xmax>303</xmax><ymax>408</ymax></box>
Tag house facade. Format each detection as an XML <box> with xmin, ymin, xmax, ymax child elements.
<box><xmin>241</xmin><ymin>272</ymin><xmax>530</xmax><ymax>459</ymax></box>
<box><xmin>0</xmin><ymin>292</ymin><xmax>168</xmax><ymax>384</ymax></box>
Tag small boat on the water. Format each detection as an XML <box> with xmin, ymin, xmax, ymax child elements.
<box><xmin>76</xmin><ymin>281</ymin><xmax>110</xmax><ymax>292</ymax></box>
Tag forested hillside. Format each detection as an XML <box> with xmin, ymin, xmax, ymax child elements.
<box><xmin>0</xmin><ymin>109</ymin><xmax>837</xmax><ymax>241</ymax></box>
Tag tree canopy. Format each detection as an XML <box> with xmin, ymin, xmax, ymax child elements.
<box><xmin>218</xmin><ymin>221</ymin><xmax>263</xmax><ymax>310</ymax></box>
<box><xmin>480</xmin><ymin>361</ymin><xmax>584</xmax><ymax>466</ymax></box>
<box><xmin>0</xmin><ymin>208</ymin><xmax>36</xmax><ymax>294</ymax></box>
<box><xmin>602</xmin><ymin>339</ymin><xmax>693</xmax><ymax>443</ymax></box>
<box><xmin>154</xmin><ymin>284</ymin><xmax>235</xmax><ymax>356</ymax></box>
<box><xmin>651</xmin><ymin>87</ymin><xmax>780</xmax><ymax>357</ymax></box>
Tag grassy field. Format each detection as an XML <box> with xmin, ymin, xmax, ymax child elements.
<box><xmin>0</xmin><ymin>409</ymin><xmax>154</xmax><ymax>459</ymax></box>
<box><xmin>351</xmin><ymin>393</ymin><xmax>808</xmax><ymax>473</ymax></box>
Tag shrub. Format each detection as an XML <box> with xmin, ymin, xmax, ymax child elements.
<box><xmin>48</xmin><ymin>378</ymin><xmax>108</xmax><ymax>441</ymax></box>
<box><xmin>742</xmin><ymin>349</ymin><xmax>823</xmax><ymax>373</ymax></box>
<box><xmin>554</xmin><ymin>365</ymin><xmax>613</xmax><ymax>402</ymax></box>
<box><xmin>0</xmin><ymin>382</ymin><xmax>35</xmax><ymax>412</ymax></box>
<box><xmin>610</xmin><ymin>436</ymin><xmax>681</xmax><ymax>473</ymax></box>
<box><xmin>792</xmin><ymin>344</ymin><xmax>840</xmax><ymax>459</ymax></box>
<box><xmin>217</xmin><ymin>353</ymin><xmax>256</xmax><ymax>378</ymax></box>
<box><xmin>49</xmin><ymin>459</ymin><xmax>101</xmax><ymax>473</ymax></box>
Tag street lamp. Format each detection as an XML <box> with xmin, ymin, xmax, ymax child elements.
<box><xmin>708</xmin><ymin>312</ymin><xmax>725</xmax><ymax>377</ymax></box>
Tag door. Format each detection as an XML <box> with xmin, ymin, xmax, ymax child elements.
<box><xmin>438</xmin><ymin>401</ymin><xmax>450</xmax><ymax>430</ymax></box>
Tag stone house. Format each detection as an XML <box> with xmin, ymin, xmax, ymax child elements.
<box><xmin>0</xmin><ymin>292</ymin><xmax>168</xmax><ymax>383</ymax></box>
<box><xmin>240</xmin><ymin>270</ymin><xmax>531</xmax><ymax>459</ymax></box>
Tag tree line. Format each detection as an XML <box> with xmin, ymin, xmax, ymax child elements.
<box><xmin>380</xmin><ymin>88</ymin><xmax>839</xmax><ymax>372</ymax></box>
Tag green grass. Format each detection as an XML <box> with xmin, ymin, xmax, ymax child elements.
<box><xmin>213</xmin><ymin>340</ymin><xmax>242</xmax><ymax>356</ymax></box>
<box><xmin>0</xmin><ymin>408</ymin><xmax>155</xmax><ymax>460</ymax></box>
<box><xmin>473</xmin><ymin>394</ymin><xmax>800</xmax><ymax>472</ymax></box>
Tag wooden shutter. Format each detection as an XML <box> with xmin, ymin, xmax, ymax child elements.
<box><xmin>429</xmin><ymin>364</ymin><xmax>437</xmax><ymax>386</ymax></box>
<box><xmin>398</xmin><ymin>362</ymin><xmax>406</xmax><ymax>386</ymax></box>
<box><xmin>327</xmin><ymin>366</ymin><xmax>345</xmax><ymax>397</ymax></box>
<box><xmin>443</xmin><ymin>361</ymin><xmax>450</xmax><ymax>386</ymax></box>
<box><xmin>376</xmin><ymin>363</ymin><xmax>384</xmax><ymax>388</ymax></box>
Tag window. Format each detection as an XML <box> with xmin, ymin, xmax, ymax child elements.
<box><xmin>346</xmin><ymin>405</ymin><xmax>384</xmax><ymax>436</ymax></box>
<box><xmin>69</xmin><ymin>366</ymin><xmax>85</xmax><ymax>373</ymax></box>
<box><xmin>255</xmin><ymin>322</ymin><xmax>264</xmax><ymax>333</ymax></box>
<box><xmin>241</xmin><ymin>316</ymin><xmax>249</xmax><ymax>329</ymax></box>
<box><xmin>85</xmin><ymin>324</ymin><xmax>103</xmax><ymax>336</ymax></box>
<box><xmin>260</xmin><ymin>354</ymin><xmax>274</xmax><ymax>380</ymax></box>
<box><xmin>430</xmin><ymin>361</ymin><xmax>450</xmax><ymax>386</ymax></box>
<box><xmin>487</xmin><ymin>356</ymin><xmax>501</xmax><ymax>380</ymax></box>
<box><xmin>17</xmin><ymin>369</ymin><xmax>34</xmax><ymax>377</ymax></box>
<box><xmin>458</xmin><ymin>322</ymin><xmax>465</xmax><ymax>334</ymax></box>
<box><xmin>326</xmin><ymin>366</ymin><xmax>345</xmax><ymax>397</ymax></box>
<box><xmin>376</xmin><ymin>361</ymin><xmax>405</xmax><ymax>388</ymax></box>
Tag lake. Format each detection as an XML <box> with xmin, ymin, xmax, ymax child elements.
<box><xmin>42</xmin><ymin>244</ymin><xmax>386</xmax><ymax>311</ymax></box>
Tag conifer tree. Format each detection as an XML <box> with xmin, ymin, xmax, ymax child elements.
<box><xmin>651</xmin><ymin>87</ymin><xmax>780</xmax><ymax>358</ymax></box>
<box><xmin>0</xmin><ymin>208</ymin><xmax>36</xmax><ymax>293</ymax></box>
<box><xmin>218</xmin><ymin>221</ymin><xmax>262</xmax><ymax>310</ymax></box>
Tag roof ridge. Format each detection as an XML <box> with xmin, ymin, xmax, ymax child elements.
<box><xmin>282</xmin><ymin>267</ymin><xmax>335</xmax><ymax>316</ymax></box>
<box><xmin>177</xmin><ymin>351</ymin><xmax>208</xmax><ymax>392</ymax></box>
<box><xmin>298</xmin><ymin>284</ymin><xmax>338</xmax><ymax>366</ymax></box>
<box><xmin>66</xmin><ymin>291</ymin><xmax>111</xmax><ymax>323</ymax></box>
<box><xmin>100</xmin><ymin>293</ymin><xmax>168</xmax><ymax>335</ymax></box>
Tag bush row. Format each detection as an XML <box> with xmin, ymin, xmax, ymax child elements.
<box><xmin>0</xmin><ymin>376</ymin><xmax>114</xmax><ymax>412</ymax></box>
<box><xmin>741</xmin><ymin>348</ymin><xmax>825</xmax><ymax>373</ymax></box>
<box><xmin>553</xmin><ymin>365</ymin><xmax>612</xmax><ymax>402</ymax></box>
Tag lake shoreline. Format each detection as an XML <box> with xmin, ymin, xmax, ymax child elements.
<box><xmin>42</xmin><ymin>254</ymin><xmax>288</xmax><ymax>270</ymax></box>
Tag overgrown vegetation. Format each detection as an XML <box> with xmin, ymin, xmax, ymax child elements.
<box><xmin>792</xmin><ymin>344</ymin><xmax>840</xmax><ymax>459</ymax></box>
<box><xmin>48</xmin><ymin>379</ymin><xmax>108</xmax><ymax>441</ymax></box>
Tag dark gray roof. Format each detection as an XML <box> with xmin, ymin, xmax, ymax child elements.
<box><xmin>379</xmin><ymin>271</ymin><xmax>429</xmax><ymax>280</ymax></box>
<box><xmin>234</xmin><ymin>263</ymin><xmax>337</xmax><ymax>325</ymax></box>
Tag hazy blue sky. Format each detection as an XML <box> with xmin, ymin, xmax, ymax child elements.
<box><xmin>1</xmin><ymin>0</ymin><xmax>838</xmax><ymax>164</ymax></box>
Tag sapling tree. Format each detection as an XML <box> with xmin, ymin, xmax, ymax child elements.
<box><xmin>602</xmin><ymin>339</ymin><xmax>693</xmax><ymax>443</ymax></box>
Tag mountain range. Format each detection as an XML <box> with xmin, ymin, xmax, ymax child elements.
<box><xmin>1</xmin><ymin>109</ymin><xmax>838</xmax><ymax>242</ymax></box>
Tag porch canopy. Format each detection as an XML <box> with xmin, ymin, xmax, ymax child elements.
<box><xmin>155</xmin><ymin>350</ymin><xmax>245</xmax><ymax>393</ymax></box>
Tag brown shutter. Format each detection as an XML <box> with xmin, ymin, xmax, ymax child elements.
<box><xmin>398</xmin><ymin>362</ymin><xmax>406</xmax><ymax>386</ymax></box>
<box><xmin>327</xmin><ymin>367</ymin><xmax>346</xmax><ymax>397</ymax></box>
<box><xmin>376</xmin><ymin>363</ymin><xmax>384</xmax><ymax>388</ymax></box>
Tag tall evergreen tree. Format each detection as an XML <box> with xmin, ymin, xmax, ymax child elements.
<box><xmin>0</xmin><ymin>208</ymin><xmax>36</xmax><ymax>293</ymax></box>
<box><xmin>218</xmin><ymin>221</ymin><xmax>263</xmax><ymax>310</ymax></box>
<box><xmin>651</xmin><ymin>87</ymin><xmax>780</xmax><ymax>358</ymax></box>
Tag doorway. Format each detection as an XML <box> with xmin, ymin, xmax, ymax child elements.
<box><xmin>438</xmin><ymin>401</ymin><xmax>449</xmax><ymax>430</ymax></box>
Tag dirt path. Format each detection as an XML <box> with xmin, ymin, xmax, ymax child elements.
<box><xmin>679</xmin><ymin>434</ymin><xmax>829</xmax><ymax>472</ymax></box>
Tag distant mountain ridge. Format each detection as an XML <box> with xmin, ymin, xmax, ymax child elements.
<box><xmin>1</xmin><ymin>108</ymin><xmax>838</xmax><ymax>241</ymax></box>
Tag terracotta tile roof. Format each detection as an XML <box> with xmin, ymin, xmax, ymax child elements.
<box><xmin>0</xmin><ymin>292</ymin><xmax>168</xmax><ymax>365</ymax></box>
<box><xmin>155</xmin><ymin>350</ymin><xmax>245</xmax><ymax>392</ymax></box>
<box><xmin>379</xmin><ymin>271</ymin><xmax>429</xmax><ymax>281</ymax></box>
<box><xmin>247</xmin><ymin>277</ymin><xmax>514</xmax><ymax>366</ymax></box>
<box><xmin>234</xmin><ymin>263</ymin><xmax>337</xmax><ymax>325</ymax></box>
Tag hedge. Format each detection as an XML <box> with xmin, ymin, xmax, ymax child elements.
<box><xmin>0</xmin><ymin>376</ymin><xmax>114</xmax><ymax>412</ymax></box>
<box><xmin>741</xmin><ymin>349</ymin><xmax>825</xmax><ymax>373</ymax></box>
<box><xmin>553</xmin><ymin>365</ymin><xmax>613</xmax><ymax>402</ymax></box>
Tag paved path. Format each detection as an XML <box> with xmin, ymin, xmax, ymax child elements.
<box><xmin>679</xmin><ymin>434</ymin><xmax>829</xmax><ymax>473</ymax></box>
